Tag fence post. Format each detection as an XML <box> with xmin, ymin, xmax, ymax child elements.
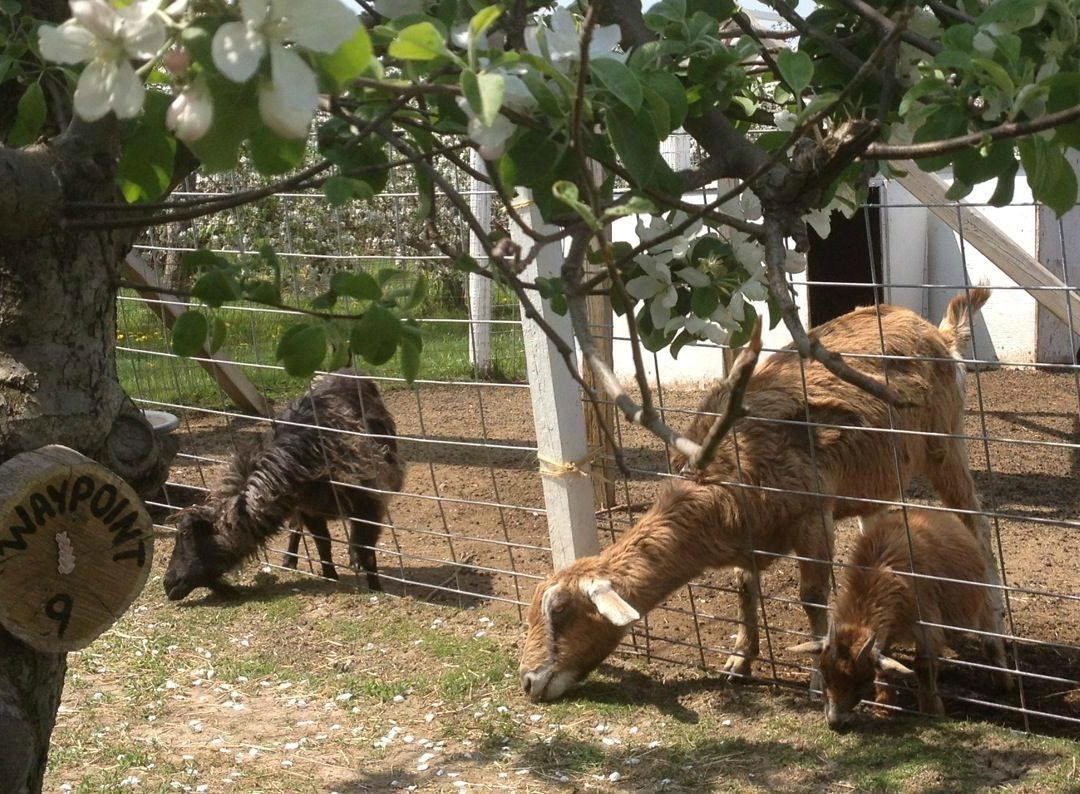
<box><xmin>583</xmin><ymin>162</ymin><xmax>617</xmax><ymax>510</ymax></box>
<box><xmin>509</xmin><ymin>194</ymin><xmax>599</xmax><ymax>569</ymax></box>
<box><xmin>468</xmin><ymin>151</ymin><xmax>494</xmax><ymax>376</ymax></box>
<box><xmin>1035</xmin><ymin>151</ymin><xmax>1080</xmax><ymax>364</ymax></box>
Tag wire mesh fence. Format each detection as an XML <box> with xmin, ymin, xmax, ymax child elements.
<box><xmin>121</xmin><ymin>135</ymin><xmax>1080</xmax><ymax>737</ymax></box>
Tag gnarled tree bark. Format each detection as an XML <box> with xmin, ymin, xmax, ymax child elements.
<box><xmin>0</xmin><ymin>97</ymin><xmax>177</xmax><ymax>794</ymax></box>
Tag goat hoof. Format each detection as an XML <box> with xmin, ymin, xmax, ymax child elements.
<box><xmin>721</xmin><ymin>653</ymin><xmax>754</xmax><ymax>682</ymax></box>
<box><xmin>366</xmin><ymin>576</ymin><xmax>383</xmax><ymax>592</ymax></box>
<box><xmin>321</xmin><ymin>567</ymin><xmax>339</xmax><ymax>581</ymax></box>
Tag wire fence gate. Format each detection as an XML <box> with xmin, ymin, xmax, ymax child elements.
<box><xmin>119</xmin><ymin>134</ymin><xmax>1080</xmax><ymax>736</ymax></box>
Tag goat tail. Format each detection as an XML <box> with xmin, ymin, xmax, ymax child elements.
<box><xmin>939</xmin><ymin>285</ymin><xmax>991</xmax><ymax>359</ymax></box>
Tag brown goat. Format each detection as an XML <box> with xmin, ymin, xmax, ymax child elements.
<box><xmin>518</xmin><ymin>288</ymin><xmax>998</xmax><ymax>702</ymax></box>
<box><xmin>790</xmin><ymin>506</ymin><xmax>1011</xmax><ymax>729</ymax></box>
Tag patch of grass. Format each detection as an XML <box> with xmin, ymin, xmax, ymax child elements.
<box><xmin>116</xmin><ymin>281</ymin><xmax>527</xmax><ymax>411</ymax></box>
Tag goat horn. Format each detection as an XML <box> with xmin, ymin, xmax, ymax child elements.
<box><xmin>875</xmin><ymin>653</ymin><xmax>915</xmax><ymax>677</ymax></box>
<box><xmin>580</xmin><ymin>578</ymin><xmax>640</xmax><ymax>627</ymax></box>
<box><xmin>787</xmin><ymin>639</ymin><xmax>825</xmax><ymax>655</ymax></box>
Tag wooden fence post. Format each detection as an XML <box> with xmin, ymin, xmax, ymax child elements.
<box><xmin>583</xmin><ymin>161</ymin><xmax>617</xmax><ymax>510</ymax></box>
<box><xmin>468</xmin><ymin>150</ymin><xmax>494</xmax><ymax>376</ymax></box>
<box><xmin>509</xmin><ymin>193</ymin><xmax>599</xmax><ymax>568</ymax></box>
<box><xmin>1036</xmin><ymin>151</ymin><xmax>1080</xmax><ymax>364</ymax></box>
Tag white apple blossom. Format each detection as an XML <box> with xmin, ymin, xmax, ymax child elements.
<box><xmin>740</xmin><ymin>277</ymin><xmax>769</xmax><ymax>302</ymax></box>
<box><xmin>684</xmin><ymin>314</ymin><xmax>729</xmax><ymax>345</ymax></box>
<box><xmin>211</xmin><ymin>0</ymin><xmax>360</xmax><ymax>138</ymax></box>
<box><xmin>773</xmin><ymin>109</ymin><xmax>797</xmax><ymax>132</ymax></box>
<box><xmin>167</xmin><ymin>75</ymin><xmax>213</xmax><ymax>143</ymax></box>
<box><xmin>457</xmin><ymin>97</ymin><xmax>517</xmax><ymax>159</ymax></box>
<box><xmin>626</xmin><ymin>256</ymin><xmax>679</xmax><ymax>330</ymax></box>
<box><xmin>525</xmin><ymin>7</ymin><xmax>623</xmax><ymax>71</ymax></box>
<box><xmin>635</xmin><ymin>212</ymin><xmax>704</xmax><ymax>259</ymax></box>
<box><xmin>729</xmin><ymin>230</ymin><xmax>764</xmax><ymax>271</ymax></box>
<box><xmin>38</xmin><ymin>0</ymin><xmax>166</xmax><ymax>122</ymax></box>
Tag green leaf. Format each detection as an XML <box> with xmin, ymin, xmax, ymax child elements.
<box><xmin>326</xmin><ymin>341</ymin><xmax>351</xmax><ymax>372</ymax></box>
<box><xmin>319</xmin><ymin>26</ymin><xmax>373</xmax><ymax>90</ymax></box>
<box><xmin>470</xmin><ymin>6</ymin><xmax>502</xmax><ymax>36</ymax></box>
<box><xmin>454</xmin><ymin>253</ymin><xmax>480</xmax><ymax>273</ymax></box>
<box><xmin>519</xmin><ymin>69</ymin><xmax>563</xmax><ymax>118</ymax></box>
<box><xmin>249</xmin><ymin>125</ymin><xmax>307</xmax><ymax>173</ymax></box>
<box><xmin>406</xmin><ymin>273</ymin><xmax>428</xmax><ymax>310</ymax></box>
<box><xmin>351</xmin><ymin>304</ymin><xmax>401</xmax><ymax>365</ymax></box>
<box><xmin>607</xmin><ymin>104</ymin><xmax>658</xmax><ymax>186</ymax></box>
<box><xmin>503</xmin><ymin>129</ymin><xmax>562</xmax><ymax>186</ymax></box>
<box><xmin>476</xmin><ymin>71</ymin><xmax>506</xmax><ymax>127</ymax></box>
<box><xmin>181</xmin><ymin>249</ymin><xmax>230</xmax><ymax>272</ymax></box>
<box><xmin>208</xmin><ymin>316</ymin><xmax>227</xmax><ymax>355</ymax></box>
<box><xmin>389</xmin><ymin>22</ymin><xmax>450</xmax><ymax>61</ymax></box>
<box><xmin>324</xmin><ymin>175</ymin><xmax>375</xmax><ymax>206</ymax></box>
<box><xmin>184</xmin><ymin>67</ymin><xmax>258</xmax><ymax>173</ymax></box>
<box><xmin>691</xmin><ymin>286</ymin><xmax>719</xmax><ymax>318</ymax></box>
<box><xmin>7</xmin><ymin>81</ymin><xmax>45</xmax><ymax>147</ymax></box>
<box><xmin>276</xmin><ymin>323</ymin><xmax>327</xmax><ymax>377</ymax></box>
<box><xmin>331</xmin><ymin>271</ymin><xmax>381</xmax><ymax>300</ymax></box>
<box><xmin>1019</xmin><ymin>137</ymin><xmax>1078</xmax><ymax>217</ymax></box>
<box><xmin>776</xmin><ymin>50</ymin><xmax>814</xmax><ymax>94</ymax></box>
<box><xmin>641</xmin><ymin>72</ymin><xmax>687</xmax><ymax>132</ymax></box>
<box><xmin>603</xmin><ymin>196</ymin><xmax>657</xmax><ymax>221</ymax></box>
<box><xmin>192</xmin><ymin>270</ymin><xmax>240</xmax><ymax>308</ymax></box>
<box><xmin>116</xmin><ymin>93</ymin><xmax>176</xmax><ymax>202</ymax></box>
<box><xmin>172</xmin><ymin>310</ymin><xmax>208</xmax><ymax>357</ymax></box>
<box><xmin>590</xmin><ymin>58</ymin><xmax>643</xmax><ymax>112</ymax></box>
<box><xmin>988</xmin><ymin>158</ymin><xmax>1019</xmax><ymax>206</ymax></box>
<box><xmin>399</xmin><ymin>322</ymin><xmax>423</xmax><ymax>384</ymax></box>
<box><xmin>552</xmin><ymin>180</ymin><xmax>600</xmax><ymax>228</ymax></box>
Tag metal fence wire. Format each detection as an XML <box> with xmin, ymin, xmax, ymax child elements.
<box><xmin>120</xmin><ymin>134</ymin><xmax>1080</xmax><ymax>737</ymax></box>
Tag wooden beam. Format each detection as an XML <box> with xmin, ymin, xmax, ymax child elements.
<box><xmin>898</xmin><ymin>166</ymin><xmax>1080</xmax><ymax>339</ymax></box>
<box><xmin>122</xmin><ymin>253</ymin><xmax>271</xmax><ymax>417</ymax></box>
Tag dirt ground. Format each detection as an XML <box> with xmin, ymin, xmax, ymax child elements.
<box><xmin>154</xmin><ymin>367</ymin><xmax>1080</xmax><ymax>737</ymax></box>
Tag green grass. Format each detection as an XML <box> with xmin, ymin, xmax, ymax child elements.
<box><xmin>116</xmin><ymin>279</ymin><xmax>528</xmax><ymax>410</ymax></box>
<box><xmin>46</xmin><ymin>566</ymin><xmax>1080</xmax><ymax>792</ymax></box>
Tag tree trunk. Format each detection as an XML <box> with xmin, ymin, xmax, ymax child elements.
<box><xmin>0</xmin><ymin>133</ymin><xmax>176</xmax><ymax>790</ymax></box>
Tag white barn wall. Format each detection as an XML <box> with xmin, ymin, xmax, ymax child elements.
<box><xmin>885</xmin><ymin>172</ymin><xmax>1036</xmax><ymax>363</ymax></box>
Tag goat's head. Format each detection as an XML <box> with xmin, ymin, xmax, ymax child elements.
<box><xmin>790</xmin><ymin>622</ymin><xmax>914</xmax><ymax>730</ymax></box>
<box><xmin>163</xmin><ymin>506</ymin><xmax>232</xmax><ymax>601</ymax></box>
<box><xmin>520</xmin><ymin>564</ymin><xmax>641</xmax><ymax>702</ymax></box>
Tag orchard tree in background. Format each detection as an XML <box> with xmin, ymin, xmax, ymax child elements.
<box><xmin>2</xmin><ymin>0</ymin><xmax>1080</xmax><ymax>787</ymax></box>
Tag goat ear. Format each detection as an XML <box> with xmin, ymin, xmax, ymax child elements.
<box><xmin>580</xmin><ymin>578</ymin><xmax>640</xmax><ymax>627</ymax></box>
<box><xmin>855</xmin><ymin>633</ymin><xmax>876</xmax><ymax>666</ymax></box>
<box><xmin>874</xmin><ymin>653</ymin><xmax>915</xmax><ymax>677</ymax></box>
<box><xmin>787</xmin><ymin>639</ymin><xmax>825</xmax><ymax>655</ymax></box>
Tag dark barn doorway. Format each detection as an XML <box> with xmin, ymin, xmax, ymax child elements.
<box><xmin>807</xmin><ymin>186</ymin><xmax>884</xmax><ymax>327</ymax></box>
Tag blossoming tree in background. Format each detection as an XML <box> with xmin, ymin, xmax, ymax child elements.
<box><xmin>2</xmin><ymin>0</ymin><xmax>1080</xmax><ymax>787</ymax></box>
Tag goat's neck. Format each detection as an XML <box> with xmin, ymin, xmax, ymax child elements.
<box><xmin>597</xmin><ymin>487</ymin><xmax>735</xmax><ymax>613</ymax></box>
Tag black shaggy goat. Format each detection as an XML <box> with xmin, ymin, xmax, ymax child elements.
<box><xmin>163</xmin><ymin>369</ymin><xmax>405</xmax><ymax>601</ymax></box>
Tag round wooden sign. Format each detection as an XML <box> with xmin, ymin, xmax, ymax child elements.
<box><xmin>0</xmin><ymin>445</ymin><xmax>154</xmax><ymax>652</ymax></box>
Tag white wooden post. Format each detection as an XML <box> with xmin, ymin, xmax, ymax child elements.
<box><xmin>510</xmin><ymin>194</ymin><xmax>599</xmax><ymax>568</ymax></box>
<box><xmin>468</xmin><ymin>151</ymin><xmax>493</xmax><ymax>375</ymax></box>
<box><xmin>1036</xmin><ymin>151</ymin><xmax>1080</xmax><ymax>364</ymax></box>
<box><xmin>663</xmin><ymin>129</ymin><xmax>692</xmax><ymax>171</ymax></box>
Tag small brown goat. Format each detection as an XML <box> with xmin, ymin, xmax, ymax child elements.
<box><xmin>790</xmin><ymin>506</ymin><xmax>1012</xmax><ymax>729</ymax></box>
<box><xmin>519</xmin><ymin>289</ymin><xmax>998</xmax><ymax>702</ymax></box>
